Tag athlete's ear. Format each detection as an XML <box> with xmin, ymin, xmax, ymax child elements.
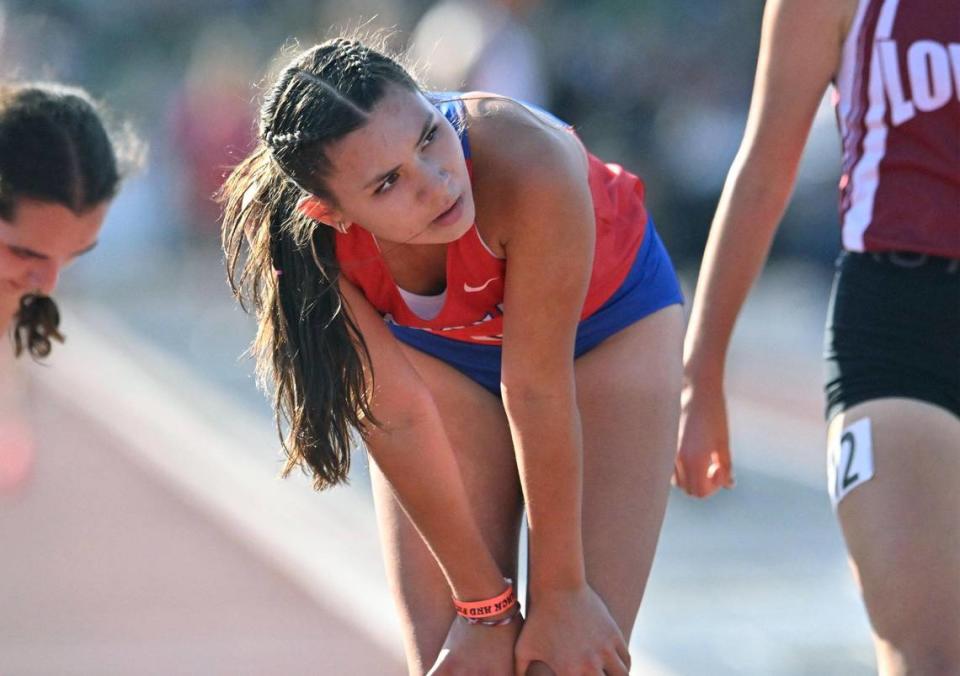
<box><xmin>296</xmin><ymin>195</ymin><xmax>351</xmax><ymax>233</ymax></box>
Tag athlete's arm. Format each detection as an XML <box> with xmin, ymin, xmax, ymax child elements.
<box><xmin>340</xmin><ymin>279</ymin><xmax>507</xmax><ymax>604</ymax></box>
<box><xmin>475</xmin><ymin>103</ymin><xmax>629</xmax><ymax>675</ymax></box>
<box><xmin>677</xmin><ymin>0</ymin><xmax>856</xmax><ymax>497</ymax></box>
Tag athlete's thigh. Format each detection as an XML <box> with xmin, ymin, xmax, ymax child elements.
<box><xmin>572</xmin><ymin>304</ymin><xmax>684</xmax><ymax>636</ymax></box>
<box><xmin>830</xmin><ymin>398</ymin><xmax>960</xmax><ymax>649</ymax></box>
<box><xmin>368</xmin><ymin>343</ymin><xmax>522</xmax><ymax>670</ymax></box>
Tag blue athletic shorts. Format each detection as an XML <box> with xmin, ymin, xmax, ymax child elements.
<box><xmin>389</xmin><ymin>219</ymin><xmax>684</xmax><ymax>395</ymax></box>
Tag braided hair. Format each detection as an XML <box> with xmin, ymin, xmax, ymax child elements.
<box><xmin>220</xmin><ymin>35</ymin><xmax>421</xmax><ymax>489</ymax></box>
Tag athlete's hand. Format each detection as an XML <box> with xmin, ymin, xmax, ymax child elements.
<box><xmin>427</xmin><ymin>613</ymin><xmax>521</xmax><ymax>676</ymax></box>
<box><xmin>674</xmin><ymin>374</ymin><xmax>735</xmax><ymax>498</ymax></box>
<box><xmin>515</xmin><ymin>585</ymin><xmax>630</xmax><ymax>676</ymax></box>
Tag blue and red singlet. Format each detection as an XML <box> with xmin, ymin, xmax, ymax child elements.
<box><xmin>333</xmin><ymin>93</ymin><xmax>682</xmax><ymax>394</ymax></box>
<box><xmin>334</xmin><ymin>95</ymin><xmax>649</xmax><ymax>345</ymax></box>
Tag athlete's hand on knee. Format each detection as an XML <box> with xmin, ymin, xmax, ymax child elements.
<box><xmin>514</xmin><ymin>584</ymin><xmax>630</xmax><ymax>676</ymax></box>
<box><xmin>426</xmin><ymin>613</ymin><xmax>521</xmax><ymax>676</ymax></box>
<box><xmin>674</xmin><ymin>378</ymin><xmax>735</xmax><ymax>498</ymax></box>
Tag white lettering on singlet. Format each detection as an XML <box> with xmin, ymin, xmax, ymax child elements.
<box><xmin>877</xmin><ymin>39</ymin><xmax>960</xmax><ymax>126</ymax></box>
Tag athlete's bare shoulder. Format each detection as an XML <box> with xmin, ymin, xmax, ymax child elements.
<box><xmin>457</xmin><ymin>92</ymin><xmax>590</xmax><ymax>252</ymax></box>
<box><xmin>459</xmin><ymin>91</ymin><xmax>585</xmax><ymax>182</ymax></box>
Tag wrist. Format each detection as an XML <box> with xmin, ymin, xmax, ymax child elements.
<box><xmin>682</xmin><ymin>355</ymin><xmax>725</xmax><ymax>390</ymax></box>
<box><xmin>528</xmin><ymin>562</ymin><xmax>586</xmax><ymax>597</ymax></box>
<box><xmin>526</xmin><ymin>523</ymin><xmax>586</xmax><ymax>595</ymax></box>
<box><xmin>682</xmin><ymin>329</ymin><xmax>730</xmax><ymax>384</ymax></box>
<box><xmin>459</xmin><ymin>600</ymin><xmax>522</xmax><ymax>627</ymax></box>
<box><xmin>441</xmin><ymin>532</ymin><xmax>512</xmax><ymax>602</ymax></box>
<box><xmin>453</xmin><ymin>577</ymin><xmax>519</xmax><ymax>625</ymax></box>
<box><xmin>450</xmin><ymin>567</ymin><xmax>512</xmax><ymax>606</ymax></box>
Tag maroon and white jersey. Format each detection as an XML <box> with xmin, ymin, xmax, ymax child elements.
<box><xmin>834</xmin><ymin>0</ymin><xmax>960</xmax><ymax>257</ymax></box>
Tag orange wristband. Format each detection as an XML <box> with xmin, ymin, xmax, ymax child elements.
<box><xmin>463</xmin><ymin>601</ymin><xmax>522</xmax><ymax>626</ymax></box>
<box><xmin>453</xmin><ymin>579</ymin><xmax>517</xmax><ymax>619</ymax></box>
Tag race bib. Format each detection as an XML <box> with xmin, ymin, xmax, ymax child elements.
<box><xmin>827</xmin><ymin>417</ymin><xmax>875</xmax><ymax>508</ymax></box>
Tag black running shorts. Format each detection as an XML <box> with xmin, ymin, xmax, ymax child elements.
<box><xmin>824</xmin><ymin>250</ymin><xmax>960</xmax><ymax>421</ymax></box>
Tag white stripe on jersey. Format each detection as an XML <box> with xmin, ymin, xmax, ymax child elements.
<box><xmin>836</xmin><ymin>0</ymin><xmax>872</xmax><ymax>155</ymax></box>
<box><xmin>842</xmin><ymin>0</ymin><xmax>900</xmax><ymax>252</ymax></box>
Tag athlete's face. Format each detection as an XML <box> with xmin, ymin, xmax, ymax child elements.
<box><xmin>319</xmin><ymin>85</ymin><xmax>476</xmax><ymax>245</ymax></box>
<box><xmin>0</xmin><ymin>198</ymin><xmax>107</xmax><ymax>334</ymax></box>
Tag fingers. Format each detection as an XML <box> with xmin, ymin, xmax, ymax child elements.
<box><xmin>676</xmin><ymin>384</ymin><xmax>734</xmax><ymax>497</ymax></box>
<box><xmin>707</xmin><ymin>461</ymin><xmax>735</xmax><ymax>489</ymax></box>
<box><xmin>672</xmin><ymin>455</ymin><xmax>686</xmax><ymax>489</ymax></box>
<box><xmin>602</xmin><ymin>657</ymin><xmax>630</xmax><ymax>676</ymax></box>
<box><xmin>598</xmin><ymin>621</ymin><xmax>630</xmax><ymax>675</ymax></box>
<box><xmin>706</xmin><ymin>450</ymin><xmax>735</xmax><ymax>489</ymax></box>
<box><xmin>675</xmin><ymin>456</ymin><xmax>722</xmax><ymax>498</ymax></box>
<box><xmin>521</xmin><ymin>657</ymin><xmax>625</xmax><ymax>676</ymax></box>
<box><xmin>688</xmin><ymin>455</ymin><xmax>713</xmax><ymax>497</ymax></box>
<box><xmin>614</xmin><ymin>634</ymin><xmax>631</xmax><ymax>670</ymax></box>
<box><xmin>675</xmin><ymin>426</ymin><xmax>712</xmax><ymax>498</ymax></box>
<box><xmin>675</xmin><ymin>447</ymin><xmax>717</xmax><ymax>498</ymax></box>
<box><xmin>607</xmin><ymin>637</ymin><xmax>631</xmax><ymax>676</ymax></box>
<box><xmin>520</xmin><ymin>659</ymin><xmax>554</xmax><ymax>676</ymax></box>
<box><xmin>676</xmin><ymin>439</ymin><xmax>735</xmax><ymax>498</ymax></box>
<box><xmin>518</xmin><ymin>650</ymin><xmax>628</xmax><ymax>675</ymax></box>
<box><xmin>715</xmin><ymin>445</ymin><xmax>736</xmax><ymax>488</ymax></box>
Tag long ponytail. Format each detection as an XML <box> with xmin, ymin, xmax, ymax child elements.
<box><xmin>221</xmin><ymin>144</ymin><xmax>377</xmax><ymax>490</ymax></box>
<box><xmin>221</xmin><ymin>35</ymin><xmax>420</xmax><ymax>490</ymax></box>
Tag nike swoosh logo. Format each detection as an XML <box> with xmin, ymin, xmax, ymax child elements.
<box><xmin>464</xmin><ymin>277</ymin><xmax>498</xmax><ymax>293</ymax></box>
